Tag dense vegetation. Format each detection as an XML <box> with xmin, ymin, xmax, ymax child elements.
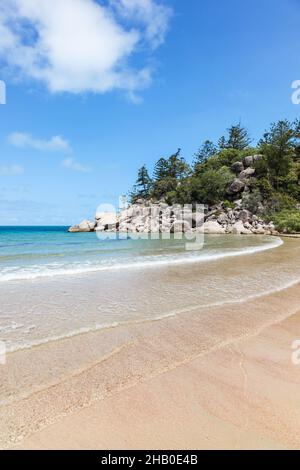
<box><xmin>130</xmin><ymin>120</ymin><xmax>300</xmax><ymax>233</ymax></box>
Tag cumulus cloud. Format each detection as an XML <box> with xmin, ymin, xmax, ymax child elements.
<box><xmin>0</xmin><ymin>0</ymin><xmax>171</xmax><ymax>95</ymax></box>
<box><xmin>110</xmin><ymin>0</ymin><xmax>172</xmax><ymax>49</ymax></box>
<box><xmin>8</xmin><ymin>132</ymin><xmax>71</xmax><ymax>152</ymax></box>
<box><xmin>0</xmin><ymin>164</ymin><xmax>24</xmax><ymax>175</ymax></box>
<box><xmin>62</xmin><ymin>157</ymin><xmax>91</xmax><ymax>173</ymax></box>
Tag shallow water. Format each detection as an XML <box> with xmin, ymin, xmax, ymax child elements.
<box><xmin>1</xmin><ymin>234</ymin><xmax>300</xmax><ymax>448</ymax></box>
<box><xmin>0</xmin><ymin>229</ymin><xmax>299</xmax><ymax>353</ymax></box>
<box><xmin>0</xmin><ymin>226</ymin><xmax>281</xmax><ymax>281</ymax></box>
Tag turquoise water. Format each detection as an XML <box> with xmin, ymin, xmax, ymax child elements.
<box><xmin>0</xmin><ymin>226</ymin><xmax>282</xmax><ymax>282</ymax></box>
<box><xmin>0</xmin><ymin>227</ymin><xmax>296</xmax><ymax>352</ymax></box>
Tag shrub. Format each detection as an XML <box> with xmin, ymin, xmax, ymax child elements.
<box><xmin>242</xmin><ymin>189</ymin><xmax>263</xmax><ymax>213</ymax></box>
<box><xmin>271</xmin><ymin>209</ymin><xmax>300</xmax><ymax>233</ymax></box>
<box><xmin>223</xmin><ymin>200</ymin><xmax>235</xmax><ymax>210</ymax></box>
<box><xmin>191</xmin><ymin>167</ymin><xmax>234</xmax><ymax>205</ymax></box>
<box><xmin>265</xmin><ymin>191</ymin><xmax>296</xmax><ymax>213</ymax></box>
<box><xmin>255</xmin><ymin>177</ymin><xmax>274</xmax><ymax>198</ymax></box>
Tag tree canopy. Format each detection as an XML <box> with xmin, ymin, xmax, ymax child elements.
<box><xmin>130</xmin><ymin>120</ymin><xmax>300</xmax><ymax>223</ymax></box>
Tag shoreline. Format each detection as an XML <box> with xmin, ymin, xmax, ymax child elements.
<box><xmin>15</xmin><ymin>306</ymin><xmax>300</xmax><ymax>450</ymax></box>
<box><xmin>1</xmin><ymin>236</ymin><xmax>300</xmax><ymax>449</ymax></box>
<box><xmin>1</xmin><ymin>274</ymin><xmax>300</xmax><ymax>448</ymax></box>
<box><xmin>0</xmin><ymin>233</ymin><xmax>282</xmax><ymax>284</ymax></box>
<box><xmin>3</xmin><ymin>261</ymin><xmax>300</xmax><ymax>357</ymax></box>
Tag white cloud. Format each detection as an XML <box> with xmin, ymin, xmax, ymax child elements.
<box><xmin>0</xmin><ymin>0</ymin><xmax>171</xmax><ymax>95</ymax></box>
<box><xmin>0</xmin><ymin>164</ymin><xmax>24</xmax><ymax>175</ymax></box>
<box><xmin>8</xmin><ymin>132</ymin><xmax>71</xmax><ymax>152</ymax></box>
<box><xmin>8</xmin><ymin>132</ymin><xmax>89</xmax><ymax>173</ymax></box>
<box><xmin>110</xmin><ymin>0</ymin><xmax>172</xmax><ymax>49</ymax></box>
<box><xmin>62</xmin><ymin>157</ymin><xmax>91</xmax><ymax>173</ymax></box>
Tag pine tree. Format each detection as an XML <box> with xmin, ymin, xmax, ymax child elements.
<box><xmin>131</xmin><ymin>165</ymin><xmax>152</xmax><ymax>202</ymax></box>
<box><xmin>153</xmin><ymin>157</ymin><xmax>170</xmax><ymax>181</ymax></box>
<box><xmin>259</xmin><ymin>120</ymin><xmax>298</xmax><ymax>187</ymax></box>
<box><xmin>194</xmin><ymin>140</ymin><xmax>217</xmax><ymax>166</ymax></box>
<box><xmin>167</xmin><ymin>148</ymin><xmax>189</xmax><ymax>179</ymax></box>
<box><xmin>226</xmin><ymin>123</ymin><xmax>251</xmax><ymax>150</ymax></box>
<box><xmin>218</xmin><ymin>136</ymin><xmax>227</xmax><ymax>150</ymax></box>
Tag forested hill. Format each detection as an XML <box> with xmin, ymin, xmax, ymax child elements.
<box><xmin>130</xmin><ymin>121</ymin><xmax>300</xmax><ymax>233</ymax></box>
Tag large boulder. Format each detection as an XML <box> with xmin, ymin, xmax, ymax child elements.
<box><xmin>232</xmin><ymin>220</ymin><xmax>252</xmax><ymax>235</ymax></box>
<box><xmin>160</xmin><ymin>221</ymin><xmax>172</xmax><ymax>233</ymax></box>
<box><xmin>68</xmin><ymin>220</ymin><xmax>95</xmax><ymax>233</ymax></box>
<box><xmin>95</xmin><ymin>212</ymin><xmax>117</xmax><ymax>230</ymax></box>
<box><xmin>238</xmin><ymin>209</ymin><xmax>252</xmax><ymax>223</ymax></box>
<box><xmin>231</xmin><ymin>161</ymin><xmax>244</xmax><ymax>174</ymax></box>
<box><xmin>68</xmin><ymin>225</ymin><xmax>80</xmax><ymax>233</ymax></box>
<box><xmin>119</xmin><ymin>207</ymin><xmax>134</xmax><ymax>219</ymax></box>
<box><xmin>171</xmin><ymin>221</ymin><xmax>192</xmax><ymax>233</ymax></box>
<box><xmin>252</xmin><ymin>224</ymin><xmax>266</xmax><ymax>235</ymax></box>
<box><xmin>238</xmin><ymin>167</ymin><xmax>256</xmax><ymax>180</ymax></box>
<box><xmin>228</xmin><ymin>179</ymin><xmax>245</xmax><ymax>195</ymax></box>
<box><xmin>217</xmin><ymin>212</ymin><xmax>228</xmax><ymax>225</ymax></box>
<box><xmin>192</xmin><ymin>212</ymin><xmax>205</xmax><ymax>229</ymax></box>
<box><xmin>203</xmin><ymin>221</ymin><xmax>226</xmax><ymax>234</ymax></box>
<box><xmin>243</xmin><ymin>154</ymin><xmax>263</xmax><ymax>167</ymax></box>
<box><xmin>243</xmin><ymin>155</ymin><xmax>254</xmax><ymax>167</ymax></box>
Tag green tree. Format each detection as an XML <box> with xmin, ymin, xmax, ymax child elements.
<box><xmin>131</xmin><ymin>165</ymin><xmax>152</xmax><ymax>202</ymax></box>
<box><xmin>153</xmin><ymin>157</ymin><xmax>169</xmax><ymax>181</ymax></box>
<box><xmin>190</xmin><ymin>167</ymin><xmax>234</xmax><ymax>205</ymax></box>
<box><xmin>194</xmin><ymin>140</ymin><xmax>217</xmax><ymax>167</ymax></box>
<box><xmin>226</xmin><ymin>123</ymin><xmax>251</xmax><ymax>150</ymax></box>
<box><xmin>259</xmin><ymin>120</ymin><xmax>299</xmax><ymax>188</ymax></box>
<box><xmin>217</xmin><ymin>124</ymin><xmax>251</xmax><ymax>151</ymax></box>
<box><xmin>152</xmin><ymin>149</ymin><xmax>190</xmax><ymax>201</ymax></box>
<box><xmin>152</xmin><ymin>176</ymin><xmax>177</xmax><ymax>200</ymax></box>
<box><xmin>218</xmin><ymin>136</ymin><xmax>227</xmax><ymax>150</ymax></box>
<box><xmin>167</xmin><ymin>148</ymin><xmax>190</xmax><ymax>180</ymax></box>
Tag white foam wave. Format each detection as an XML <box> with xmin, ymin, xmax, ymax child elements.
<box><xmin>0</xmin><ymin>237</ymin><xmax>283</xmax><ymax>282</ymax></box>
<box><xmin>6</xmin><ymin>272</ymin><xmax>300</xmax><ymax>355</ymax></box>
<box><xmin>0</xmin><ymin>322</ymin><xmax>24</xmax><ymax>334</ymax></box>
<box><xmin>5</xmin><ymin>312</ymin><xmax>179</xmax><ymax>353</ymax></box>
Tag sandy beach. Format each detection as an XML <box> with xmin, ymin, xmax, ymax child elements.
<box><xmin>1</xmin><ymin>0</ymin><xmax>300</xmax><ymax>453</ymax></box>
<box><xmin>16</xmin><ymin>307</ymin><xmax>300</xmax><ymax>450</ymax></box>
<box><xmin>1</xmin><ymin>236</ymin><xmax>300</xmax><ymax>450</ymax></box>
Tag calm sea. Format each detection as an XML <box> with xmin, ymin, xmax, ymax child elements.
<box><xmin>2</xmin><ymin>227</ymin><xmax>296</xmax><ymax>353</ymax></box>
<box><xmin>0</xmin><ymin>226</ymin><xmax>282</xmax><ymax>282</ymax></box>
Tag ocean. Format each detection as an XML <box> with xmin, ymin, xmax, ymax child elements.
<box><xmin>0</xmin><ymin>226</ymin><xmax>282</xmax><ymax>282</ymax></box>
<box><xmin>0</xmin><ymin>227</ymin><xmax>298</xmax><ymax>353</ymax></box>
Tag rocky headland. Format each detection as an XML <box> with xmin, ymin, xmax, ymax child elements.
<box><xmin>69</xmin><ymin>154</ymin><xmax>278</xmax><ymax>236</ymax></box>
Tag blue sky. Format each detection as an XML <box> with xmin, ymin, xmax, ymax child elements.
<box><xmin>0</xmin><ymin>0</ymin><xmax>300</xmax><ymax>225</ymax></box>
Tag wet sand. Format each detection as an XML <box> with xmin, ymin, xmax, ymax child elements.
<box><xmin>15</xmin><ymin>308</ymin><xmax>300</xmax><ymax>450</ymax></box>
<box><xmin>1</xmin><ymin>238</ymin><xmax>300</xmax><ymax>449</ymax></box>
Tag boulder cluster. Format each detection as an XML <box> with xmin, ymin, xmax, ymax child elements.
<box><xmin>68</xmin><ymin>154</ymin><xmax>278</xmax><ymax>236</ymax></box>
<box><xmin>228</xmin><ymin>154</ymin><xmax>262</xmax><ymax>195</ymax></box>
<box><xmin>69</xmin><ymin>203</ymin><xmax>277</xmax><ymax>236</ymax></box>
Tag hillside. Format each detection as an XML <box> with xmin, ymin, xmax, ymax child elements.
<box><xmin>129</xmin><ymin>120</ymin><xmax>300</xmax><ymax>234</ymax></box>
<box><xmin>69</xmin><ymin>120</ymin><xmax>300</xmax><ymax>235</ymax></box>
